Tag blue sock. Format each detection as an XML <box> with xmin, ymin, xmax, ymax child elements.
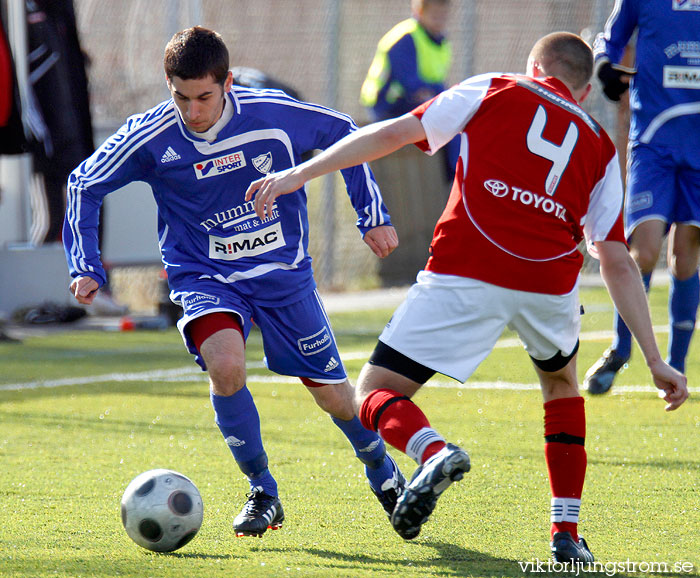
<box><xmin>331</xmin><ymin>416</ymin><xmax>394</xmax><ymax>492</ymax></box>
<box><xmin>668</xmin><ymin>272</ymin><xmax>699</xmax><ymax>373</ymax></box>
<box><xmin>612</xmin><ymin>272</ymin><xmax>652</xmax><ymax>360</ymax></box>
<box><xmin>211</xmin><ymin>387</ymin><xmax>277</xmax><ymax>496</ymax></box>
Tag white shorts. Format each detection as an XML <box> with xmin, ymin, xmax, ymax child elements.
<box><xmin>379</xmin><ymin>271</ymin><xmax>581</xmax><ymax>382</ymax></box>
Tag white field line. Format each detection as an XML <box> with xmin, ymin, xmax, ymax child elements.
<box><xmin>3</xmin><ymin>324</ymin><xmax>697</xmax><ymax>394</ymax></box>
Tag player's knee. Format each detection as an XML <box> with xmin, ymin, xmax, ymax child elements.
<box><xmin>668</xmin><ymin>249</ymin><xmax>700</xmax><ymax>280</ymax></box>
<box><xmin>315</xmin><ymin>394</ymin><xmax>355</xmax><ymax>420</ymax></box>
<box><xmin>306</xmin><ymin>381</ymin><xmax>355</xmax><ymax>419</ymax></box>
<box><xmin>206</xmin><ymin>355</ymin><xmax>246</xmax><ymax>396</ymax></box>
<box><xmin>630</xmin><ymin>239</ymin><xmax>662</xmax><ymax>273</ymax></box>
<box><xmin>633</xmin><ymin>247</ymin><xmax>661</xmax><ymax>274</ymax></box>
<box><xmin>209</xmin><ymin>376</ymin><xmax>245</xmax><ymax>397</ymax></box>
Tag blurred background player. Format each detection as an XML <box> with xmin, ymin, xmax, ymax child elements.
<box><xmin>585</xmin><ymin>0</ymin><xmax>700</xmax><ymax>394</ymax></box>
<box><xmin>360</xmin><ymin>0</ymin><xmax>452</xmax><ymax>123</ymax></box>
<box><xmin>64</xmin><ymin>26</ymin><xmax>404</xmax><ymax>538</ymax></box>
<box><xmin>359</xmin><ymin>0</ymin><xmax>457</xmax><ymax>284</ymax></box>
<box><xmin>360</xmin><ymin>0</ymin><xmax>457</xmax><ymax>179</ymax></box>
<box><xmin>246</xmin><ymin>32</ymin><xmax>689</xmax><ymax>561</ymax></box>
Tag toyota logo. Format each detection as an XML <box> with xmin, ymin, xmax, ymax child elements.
<box><xmin>484</xmin><ymin>179</ymin><xmax>509</xmax><ymax>197</ymax></box>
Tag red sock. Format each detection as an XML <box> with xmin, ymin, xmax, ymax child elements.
<box><xmin>421</xmin><ymin>441</ymin><xmax>446</xmax><ymax>462</ymax></box>
<box><xmin>544</xmin><ymin>396</ymin><xmax>586</xmax><ymax>542</ymax></box>
<box><xmin>360</xmin><ymin>388</ymin><xmax>446</xmax><ymax>463</ymax></box>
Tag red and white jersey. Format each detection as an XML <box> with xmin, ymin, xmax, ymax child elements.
<box><xmin>412</xmin><ymin>73</ymin><xmax>626</xmax><ymax>295</ymax></box>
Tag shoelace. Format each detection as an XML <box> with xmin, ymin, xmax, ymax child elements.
<box><xmin>241</xmin><ymin>492</ymin><xmax>274</xmax><ymax>516</ymax></box>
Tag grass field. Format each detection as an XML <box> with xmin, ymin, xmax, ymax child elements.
<box><xmin>1</xmin><ymin>285</ymin><xmax>698</xmax><ymax>578</ymax></box>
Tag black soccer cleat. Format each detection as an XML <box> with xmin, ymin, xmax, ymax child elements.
<box><xmin>551</xmin><ymin>531</ymin><xmax>595</xmax><ymax>563</ymax></box>
<box><xmin>390</xmin><ymin>443</ymin><xmax>470</xmax><ymax>540</ymax></box>
<box><xmin>584</xmin><ymin>348</ymin><xmax>628</xmax><ymax>395</ymax></box>
<box><xmin>233</xmin><ymin>489</ymin><xmax>284</xmax><ymax>537</ymax></box>
<box><xmin>370</xmin><ymin>454</ymin><xmax>406</xmax><ymax>519</ymax></box>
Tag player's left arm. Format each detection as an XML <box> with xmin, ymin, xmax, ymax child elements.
<box><xmin>362</xmin><ymin>225</ymin><xmax>399</xmax><ymax>258</ymax></box>
<box><xmin>246</xmin><ymin>114</ymin><xmax>426</xmax><ymax>221</ymax></box>
<box><xmin>295</xmin><ymin>106</ymin><xmax>400</xmax><ymax>254</ymax></box>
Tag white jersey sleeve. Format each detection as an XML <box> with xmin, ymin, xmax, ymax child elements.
<box><xmin>583</xmin><ymin>152</ymin><xmax>625</xmax><ymax>258</ymax></box>
<box><xmin>416</xmin><ymin>73</ymin><xmax>496</xmax><ymax>154</ymax></box>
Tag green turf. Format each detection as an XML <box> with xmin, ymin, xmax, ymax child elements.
<box><xmin>1</xmin><ymin>285</ymin><xmax>698</xmax><ymax>577</ymax></box>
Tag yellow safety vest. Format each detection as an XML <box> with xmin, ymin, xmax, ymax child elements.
<box><xmin>361</xmin><ymin>18</ymin><xmax>452</xmax><ymax>108</ymax></box>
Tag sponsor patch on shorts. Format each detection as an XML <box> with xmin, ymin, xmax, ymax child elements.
<box><xmin>628</xmin><ymin>191</ymin><xmax>653</xmax><ymax>213</ymax></box>
<box><xmin>181</xmin><ymin>292</ymin><xmax>220</xmax><ymax>312</ymax></box>
<box><xmin>298</xmin><ymin>326</ymin><xmax>332</xmax><ymax>356</ymax></box>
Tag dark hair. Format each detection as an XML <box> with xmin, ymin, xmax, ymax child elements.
<box><xmin>164</xmin><ymin>26</ymin><xmax>229</xmax><ymax>84</ymax></box>
<box><xmin>530</xmin><ymin>32</ymin><xmax>593</xmax><ymax>90</ymax></box>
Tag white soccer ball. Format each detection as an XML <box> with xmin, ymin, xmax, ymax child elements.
<box><xmin>120</xmin><ymin>469</ymin><xmax>204</xmax><ymax>552</ymax></box>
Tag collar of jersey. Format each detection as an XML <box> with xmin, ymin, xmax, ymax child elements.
<box><xmin>175</xmin><ymin>92</ymin><xmax>241</xmax><ymax>144</ymax></box>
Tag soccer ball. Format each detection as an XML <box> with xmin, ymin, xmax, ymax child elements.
<box><xmin>120</xmin><ymin>469</ymin><xmax>204</xmax><ymax>552</ymax></box>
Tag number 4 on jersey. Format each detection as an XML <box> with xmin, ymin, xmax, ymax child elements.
<box><xmin>526</xmin><ymin>105</ymin><xmax>578</xmax><ymax>196</ymax></box>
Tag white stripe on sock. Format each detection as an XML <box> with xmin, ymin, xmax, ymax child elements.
<box><xmin>405</xmin><ymin>427</ymin><xmax>445</xmax><ymax>464</ymax></box>
<box><xmin>551</xmin><ymin>497</ymin><xmax>581</xmax><ymax>523</ymax></box>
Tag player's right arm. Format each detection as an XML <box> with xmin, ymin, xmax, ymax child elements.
<box><xmin>596</xmin><ymin>240</ymin><xmax>689</xmax><ymax>411</ymax></box>
<box><xmin>70</xmin><ymin>276</ymin><xmax>100</xmax><ymax>305</ymax></box>
<box><xmin>63</xmin><ymin>114</ymin><xmax>152</xmax><ymax>296</ymax></box>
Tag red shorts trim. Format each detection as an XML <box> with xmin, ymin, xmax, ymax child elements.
<box><xmin>188</xmin><ymin>312</ymin><xmax>243</xmax><ymax>352</ymax></box>
<box><xmin>299</xmin><ymin>377</ymin><xmax>327</xmax><ymax>388</ymax></box>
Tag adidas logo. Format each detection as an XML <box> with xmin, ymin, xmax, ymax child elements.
<box><xmin>225</xmin><ymin>435</ymin><xmax>246</xmax><ymax>447</ymax></box>
<box><xmin>324</xmin><ymin>356</ymin><xmax>339</xmax><ymax>372</ymax></box>
<box><xmin>262</xmin><ymin>505</ymin><xmax>277</xmax><ymax>524</ymax></box>
<box><xmin>359</xmin><ymin>439</ymin><xmax>381</xmax><ymax>453</ymax></box>
<box><xmin>160</xmin><ymin>146</ymin><xmax>181</xmax><ymax>163</ymax></box>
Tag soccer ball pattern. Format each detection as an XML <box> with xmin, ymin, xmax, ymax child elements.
<box><xmin>121</xmin><ymin>469</ymin><xmax>203</xmax><ymax>552</ymax></box>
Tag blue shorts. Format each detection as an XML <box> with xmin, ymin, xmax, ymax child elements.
<box><xmin>173</xmin><ymin>279</ymin><xmax>347</xmax><ymax>384</ymax></box>
<box><xmin>624</xmin><ymin>142</ymin><xmax>700</xmax><ymax>238</ymax></box>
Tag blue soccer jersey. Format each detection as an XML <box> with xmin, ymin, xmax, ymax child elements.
<box><xmin>594</xmin><ymin>0</ymin><xmax>700</xmax><ymax>146</ymax></box>
<box><xmin>63</xmin><ymin>87</ymin><xmax>391</xmax><ymax>306</ymax></box>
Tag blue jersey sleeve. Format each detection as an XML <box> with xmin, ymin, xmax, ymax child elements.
<box><xmin>594</xmin><ymin>0</ymin><xmax>639</xmax><ymax>64</ymax></box>
<box><xmin>269</xmin><ymin>94</ymin><xmax>393</xmax><ymax>235</ymax></box>
<box><xmin>310</xmin><ymin>111</ymin><xmax>391</xmax><ymax>234</ymax></box>
<box><xmin>63</xmin><ymin>112</ymin><xmax>155</xmax><ymax>286</ymax></box>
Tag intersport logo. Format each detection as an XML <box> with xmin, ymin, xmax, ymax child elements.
<box><xmin>673</xmin><ymin>0</ymin><xmax>700</xmax><ymax>11</ymax></box>
<box><xmin>194</xmin><ymin>151</ymin><xmax>246</xmax><ymax>179</ymax></box>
